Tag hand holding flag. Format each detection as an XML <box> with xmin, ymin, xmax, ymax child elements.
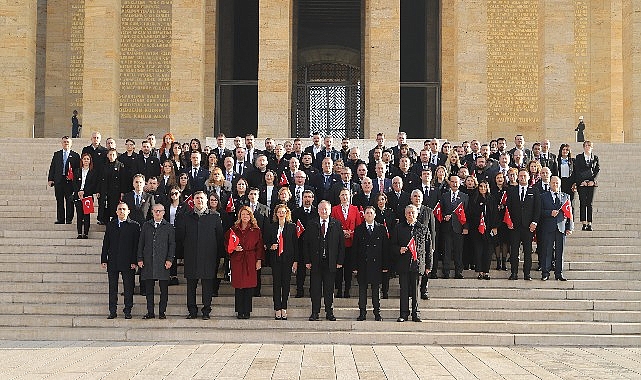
<box><xmin>407</xmin><ymin>237</ymin><xmax>417</xmax><ymax>261</ymax></box>
<box><xmin>185</xmin><ymin>194</ymin><xmax>194</xmax><ymax>210</ymax></box>
<box><xmin>503</xmin><ymin>206</ymin><xmax>514</xmax><ymax>229</ymax></box>
<box><xmin>453</xmin><ymin>202</ymin><xmax>467</xmax><ymax>224</ymax></box>
<box><xmin>478</xmin><ymin>212</ymin><xmax>486</xmax><ymax>234</ymax></box>
<box><xmin>279</xmin><ymin>172</ymin><xmax>289</xmax><ymax>186</ymax></box>
<box><xmin>560</xmin><ymin>199</ymin><xmax>572</xmax><ymax>219</ymax></box>
<box><xmin>225</xmin><ymin>196</ymin><xmax>235</xmax><ymax>213</ymax></box>
<box><xmin>227</xmin><ymin>229</ymin><xmax>240</xmax><ymax>254</ymax></box>
<box><xmin>81</xmin><ymin>196</ymin><xmax>94</xmax><ymax>214</ymax></box>
<box><xmin>433</xmin><ymin>201</ymin><xmax>443</xmax><ymax>222</ymax></box>
<box><xmin>296</xmin><ymin>219</ymin><xmax>305</xmax><ymax>238</ymax></box>
<box><xmin>66</xmin><ymin>162</ymin><xmax>74</xmax><ymax>181</ymax></box>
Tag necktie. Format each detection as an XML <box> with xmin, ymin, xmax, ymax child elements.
<box><xmin>451</xmin><ymin>192</ymin><xmax>456</xmax><ymax>204</ymax></box>
<box><xmin>321</xmin><ymin>220</ymin><xmax>326</xmax><ymax>237</ymax></box>
<box><xmin>296</xmin><ymin>187</ymin><xmax>301</xmax><ymax>206</ymax></box>
<box><xmin>521</xmin><ymin>187</ymin><xmax>525</xmax><ymax>202</ymax></box>
<box><xmin>368</xmin><ymin>225</ymin><xmax>373</xmax><ymax>235</ymax></box>
<box><xmin>554</xmin><ymin>193</ymin><xmax>560</xmax><ymax>207</ymax></box>
<box><xmin>251</xmin><ymin>204</ymin><xmax>256</xmax><ymax>212</ymax></box>
<box><xmin>155</xmin><ymin>222</ymin><xmax>159</xmax><ymax>228</ymax></box>
<box><xmin>544</xmin><ymin>184</ymin><xmax>548</xmax><ymax>192</ymax></box>
<box><xmin>62</xmin><ymin>151</ymin><xmax>68</xmax><ymax>174</ymax></box>
<box><xmin>238</xmin><ymin>164</ymin><xmax>243</xmax><ymax>175</ymax></box>
<box><xmin>379</xmin><ymin>179</ymin><xmax>384</xmax><ymax>193</ymax></box>
<box><xmin>325</xmin><ymin>175</ymin><xmax>330</xmax><ymax>189</ymax></box>
<box><xmin>136</xmin><ymin>194</ymin><xmax>141</xmax><ymax>207</ymax></box>
<box><xmin>226</xmin><ymin>172</ymin><xmax>232</xmax><ymax>182</ymax></box>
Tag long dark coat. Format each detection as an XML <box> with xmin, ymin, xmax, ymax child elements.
<box><xmin>352</xmin><ymin>221</ymin><xmax>389</xmax><ymax>285</ymax></box>
<box><xmin>391</xmin><ymin>221</ymin><xmax>430</xmax><ymax>274</ymax></box>
<box><xmin>101</xmin><ymin>218</ymin><xmax>140</xmax><ymax>272</ymax></box>
<box><xmin>175</xmin><ymin>209</ymin><xmax>224</xmax><ymax>279</ymax></box>
<box><xmin>137</xmin><ymin>219</ymin><xmax>176</xmax><ymax>281</ymax></box>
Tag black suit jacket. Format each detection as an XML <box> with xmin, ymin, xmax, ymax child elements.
<box><xmin>122</xmin><ymin>191</ymin><xmax>155</xmax><ymax>226</ymax></box>
<box><xmin>212</xmin><ymin>147</ymin><xmax>233</xmax><ymax>165</ymax></box>
<box><xmin>303</xmin><ymin>217</ymin><xmax>345</xmax><ymax>272</ymax></box>
<box><xmin>311</xmin><ymin>172</ymin><xmax>341</xmax><ymax>202</ymax></box>
<box><xmin>314</xmin><ymin>148</ymin><xmax>341</xmax><ymax>169</ymax></box>
<box><xmin>386</xmin><ymin>190</ymin><xmax>411</xmax><ymax>219</ymax></box>
<box><xmin>329</xmin><ymin>181</ymin><xmax>361</xmax><ymax>206</ymax></box>
<box><xmin>101</xmin><ymin>218</ymin><xmax>140</xmax><ymax>271</ymax></box>
<box><xmin>81</xmin><ymin>144</ymin><xmax>108</xmax><ymax>176</ymax></box>
<box><xmin>352</xmin><ymin>222</ymin><xmax>389</xmax><ymax>284</ymax></box>
<box><xmin>183</xmin><ymin>166</ymin><xmax>209</xmax><ymax>193</ymax></box>
<box><xmin>506</xmin><ymin>185</ymin><xmax>541</xmax><ymax>229</ymax></box>
<box><xmin>72</xmin><ymin>168</ymin><xmax>98</xmax><ymax>197</ymax></box>
<box><xmin>48</xmin><ymin>150</ymin><xmax>81</xmax><ymax>186</ymax></box>
<box><xmin>264</xmin><ymin>222</ymin><xmax>299</xmax><ymax>264</ymax></box>
<box><xmin>439</xmin><ymin>190</ymin><xmax>469</xmax><ymax>233</ymax></box>
<box><xmin>135</xmin><ymin>154</ymin><xmax>161</xmax><ymax>180</ymax></box>
<box><xmin>352</xmin><ymin>191</ymin><xmax>376</xmax><ymax>209</ymax></box>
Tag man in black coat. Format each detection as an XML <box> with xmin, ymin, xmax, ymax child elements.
<box><xmin>439</xmin><ymin>174</ymin><xmax>469</xmax><ymax>279</ymax></box>
<box><xmin>329</xmin><ymin>167</ymin><xmax>361</xmax><ymax>206</ymax></box>
<box><xmin>310</xmin><ymin>157</ymin><xmax>340</xmax><ymax>203</ymax></box>
<box><xmin>292</xmin><ymin>190</ymin><xmax>317</xmax><ymax>298</ymax></box>
<box><xmin>184</xmin><ymin>151</ymin><xmax>209</xmax><ymax>193</ymax></box>
<box><xmin>48</xmin><ymin>136</ymin><xmax>81</xmax><ymax>224</ymax></box>
<box><xmin>135</xmin><ymin>140</ymin><xmax>161</xmax><ymax>181</ymax></box>
<box><xmin>174</xmin><ymin>191</ymin><xmax>224</xmax><ymax>319</ymax></box>
<box><xmin>304</xmin><ymin>200</ymin><xmax>345</xmax><ymax>321</ymax></box>
<box><xmin>101</xmin><ymin>202</ymin><xmax>140</xmax><ymax>319</ymax></box>
<box><xmin>352</xmin><ymin>206</ymin><xmax>389</xmax><ymax>321</ymax></box>
<box><xmin>386</xmin><ymin>176</ymin><xmax>411</xmax><ymax>220</ymax></box>
<box><xmin>506</xmin><ymin>169</ymin><xmax>541</xmax><ymax>280</ymax></box>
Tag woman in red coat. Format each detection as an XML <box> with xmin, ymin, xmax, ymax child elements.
<box><xmin>227</xmin><ymin>206</ymin><xmax>265</xmax><ymax>319</ymax></box>
<box><xmin>331</xmin><ymin>188</ymin><xmax>363</xmax><ymax>298</ymax></box>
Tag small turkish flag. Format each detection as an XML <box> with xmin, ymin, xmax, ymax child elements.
<box><xmin>560</xmin><ymin>199</ymin><xmax>572</xmax><ymax>219</ymax></box>
<box><xmin>81</xmin><ymin>196</ymin><xmax>94</xmax><ymax>214</ymax></box>
<box><xmin>278</xmin><ymin>234</ymin><xmax>284</xmax><ymax>256</ymax></box>
<box><xmin>407</xmin><ymin>237</ymin><xmax>417</xmax><ymax>261</ymax></box>
<box><xmin>66</xmin><ymin>162</ymin><xmax>74</xmax><ymax>181</ymax></box>
<box><xmin>503</xmin><ymin>206</ymin><xmax>514</xmax><ymax>229</ymax></box>
<box><xmin>358</xmin><ymin>205</ymin><xmax>365</xmax><ymax>223</ymax></box>
<box><xmin>227</xmin><ymin>229</ymin><xmax>240</xmax><ymax>254</ymax></box>
<box><xmin>433</xmin><ymin>201</ymin><xmax>443</xmax><ymax>222</ymax></box>
<box><xmin>383</xmin><ymin>220</ymin><xmax>390</xmax><ymax>238</ymax></box>
<box><xmin>184</xmin><ymin>194</ymin><xmax>194</xmax><ymax>210</ymax></box>
<box><xmin>500</xmin><ymin>191</ymin><xmax>508</xmax><ymax>206</ymax></box>
<box><xmin>454</xmin><ymin>202</ymin><xmax>467</xmax><ymax>224</ymax></box>
<box><xmin>225</xmin><ymin>195</ymin><xmax>235</xmax><ymax>213</ymax></box>
<box><xmin>296</xmin><ymin>219</ymin><xmax>305</xmax><ymax>237</ymax></box>
<box><xmin>478</xmin><ymin>212</ymin><xmax>486</xmax><ymax>234</ymax></box>
<box><xmin>279</xmin><ymin>172</ymin><xmax>289</xmax><ymax>186</ymax></box>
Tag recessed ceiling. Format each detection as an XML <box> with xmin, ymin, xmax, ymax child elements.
<box><xmin>297</xmin><ymin>0</ymin><xmax>361</xmax><ymax>27</ymax></box>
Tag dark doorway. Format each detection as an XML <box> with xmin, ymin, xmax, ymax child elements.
<box><xmin>215</xmin><ymin>0</ymin><xmax>259</xmax><ymax>138</ymax></box>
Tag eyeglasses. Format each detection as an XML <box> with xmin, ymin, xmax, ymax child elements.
<box><xmin>171</xmin><ymin>192</ymin><xmax>180</xmax><ymax>196</ymax></box>
<box><xmin>153</xmin><ymin>210</ymin><xmax>165</xmax><ymax>213</ymax></box>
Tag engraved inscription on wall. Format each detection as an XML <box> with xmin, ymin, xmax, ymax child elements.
<box><xmin>574</xmin><ymin>0</ymin><xmax>589</xmax><ymax>115</ymax></box>
<box><xmin>120</xmin><ymin>0</ymin><xmax>172</xmax><ymax>130</ymax></box>
<box><xmin>69</xmin><ymin>0</ymin><xmax>84</xmax><ymax>109</ymax></box>
<box><xmin>487</xmin><ymin>0</ymin><xmax>541</xmax><ymax>125</ymax></box>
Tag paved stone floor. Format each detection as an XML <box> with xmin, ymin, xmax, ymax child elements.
<box><xmin>0</xmin><ymin>341</ymin><xmax>639</xmax><ymax>379</ymax></box>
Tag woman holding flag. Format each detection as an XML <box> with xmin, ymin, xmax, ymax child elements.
<box><xmin>467</xmin><ymin>181</ymin><xmax>498</xmax><ymax>280</ymax></box>
<box><xmin>265</xmin><ymin>204</ymin><xmax>298</xmax><ymax>320</ymax></box>
<box><xmin>493</xmin><ymin>172</ymin><xmax>510</xmax><ymax>271</ymax></box>
<box><xmin>374</xmin><ymin>192</ymin><xmax>396</xmax><ymax>298</ymax></box>
<box><xmin>226</xmin><ymin>206</ymin><xmax>265</xmax><ymax>319</ymax></box>
<box><xmin>73</xmin><ymin>153</ymin><xmax>97</xmax><ymax>239</ymax></box>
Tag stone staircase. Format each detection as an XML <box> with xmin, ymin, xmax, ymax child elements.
<box><xmin>0</xmin><ymin>138</ymin><xmax>639</xmax><ymax>346</ymax></box>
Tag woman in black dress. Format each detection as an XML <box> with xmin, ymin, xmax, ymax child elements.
<box><xmin>574</xmin><ymin>140</ymin><xmax>600</xmax><ymax>231</ymax></box>
<box><xmin>467</xmin><ymin>181</ymin><xmax>498</xmax><ymax>280</ymax></box>
<box><xmin>73</xmin><ymin>153</ymin><xmax>97</xmax><ymax>239</ymax></box>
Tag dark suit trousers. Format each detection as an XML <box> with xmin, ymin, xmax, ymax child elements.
<box><xmin>442</xmin><ymin>226</ymin><xmax>463</xmax><ymax>275</ymax></box>
<box><xmin>335</xmin><ymin>247</ymin><xmax>353</xmax><ymax>292</ymax></box>
<box><xmin>235</xmin><ymin>288</ymin><xmax>253</xmax><ymax>314</ymax></box>
<box><xmin>97</xmin><ymin>194</ymin><xmax>107</xmax><ymax>223</ymax></box>
<box><xmin>310</xmin><ymin>260</ymin><xmax>335</xmax><ymax>315</ymax></box>
<box><xmin>108</xmin><ymin>270</ymin><xmax>134</xmax><ymax>315</ymax></box>
<box><xmin>272</xmin><ymin>259</ymin><xmax>292</xmax><ymax>310</ymax></box>
<box><xmin>541</xmin><ymin>230</ymin><xmax>565</xmax><ymax>278</ymax></box>
<box><xmin>472</xmin><ymin>233</ymin><xmax>492</xmax><ymax>273</ymax></box>
<box><xmin>144</xmin><ymin>279</ymin><xmax>168</xmax><ymax>315</ymax></box>
<box><xmin>186</xmin><ymin>278</ymin><xmax>213</xmax><ymax>316</ymax></box>
<box><xmin>510</xmin><ymin>226</ymin><xmax>533</xmax><ymax>275</ymax></box>
<box><xmin>358</xmin><ymin>280</ymin><xmax>381</xmax><ymax>314</ymax></box>
<box><xmin>74</xmin><ymin>199</ymin><xmax>90</xmax><ymax>235</ymax></box>
<box><xmin>577</xmin><ymin>186</ymin><xmax>594</xmax><ymax>222</ymax></box>
<box><xmin>398</xmin><ymin>271</ymin><xmax>420</xmax><ymax>318</ymax></box>
<box><xmin>296</xmin><ymin>264</ymin><xmax>307</xmax><ymax>294</ymax></box>
<box><xmin>55</xmin><ymin>180</ymin><xmax>74</xmax><ymax>223</ymax></box>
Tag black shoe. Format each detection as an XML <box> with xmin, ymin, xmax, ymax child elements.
<box><xmin>159</xmin><ymin>314</ymin><xmax>166</xmax><ymax>319</ymax></box>
<box><xmin>381</xmin><ymin>293</ymin><xmax>389</xmax><ymax>299</ymax></box>
<box><xmin>237</xmin><ymin>313</ymin><xmax>243</xmax><ymax>319</ymax></box>
<box><xmin>541</xmin><ymin>275</ymin><xmax>549</xmax><ymax>281</ymax></box>
<box><xmin>412</xmin><ymin>315</ymin><xmax>422</xmax><ymax>322</ymax></box>
<box><xmin>186</xmin><ymin>314</ymin><xmax>198</xmax><ymax>319</ymax></box>
<box><xmin>309</xmin><ymin>313</ymin><xmax>319</xmax><ymax>321</ymax></box>
<box><xmin>202</xmin><ymin>314</ymin><xmax>210</xmax><ymax>320</ymax></box>
<box><xmin>326</xmin><ymin>314</ymin><xmax>336</xmax><ymax>321</ymax></box>
<box><xmin>107</xmin><ymin>313</ymin><xmax>117</xmax><ymax>319</ymax></box>
<box><xmin>142</xmin><ymin>314</ymin><xmax>155</xmax><ymax>319</ymax></box>
<box><xmin>508</xmin><ymin>273</ymin><xmax>518</xmax><ymax>280</ymax></box>
<box><xmin>421</xmin><ymin>292</ymin><xmax>429</xmax><ymax>300</ymax></box>
<box><xmin>455</xmin><ymin>273</ymin><xmax>464</xmax><ymax>279</ymax></box>
<box><xmin>295</xmin><ymin>292</ymin><xmax>304</xmax><ymax>298</ymax></box>
<box><xmin>124</xmin><ymin>313</ymin><xmax>132</xmax><ymax>319</ymax></box>
<box><xmin>535</xmin><ymin>265</ymin><xmax>541</xmax><ymax>271</ymax></box>
<box><xmin>429</xmin><ymin>272</ymin><xmax>438</xmax><ymax>279</ymax></box>
<box><xmin>344</xmin><ymin>290</ymin><xmax>350</xmax><ymax>298</ymax></box>
<box><xmin>82</xmin><ymin>234</ymin><xmax>89</xmax><ymax>239</ymax></box>
<box><xmin>253</xmin><ymin>290</ymin><xmax>261</xmax><ymax>297</ymax></box>
<box><xmin>483</xmin><ymin>274</ymin><xmax>491</xmax><ymax>280</ymax></box>
<box><xmin>477</xmin><ymin>273</ymin><xmax>483</xmax><ymax>280</ymax></box>
<box><xmin>396</xmin><ymin>317</ymin><xmax>406</xmax><ymax>322</ymax></box>
<box><xmin>582</xmin><ymin>225</ymin><xmax>587</xmax><ymax>231</ymax></box>
<box><xmin>586</xmin><ymin>225</ymin><xmax>592</xmax><ymax>231</ymax></box>
<box><xmin>357</xmin><ymin>314</ymin><xmax>366</xmax><ymax>321</ymax></box>
<box><xmin>556</xmin><ymin>276</ymin><xmax>568</xmax><ymax>281</ymax></box>
<box><xmin>496</xmin><ymin>263</ymin><xmax>501</xmax><ymax>271</ymax></box>
<box><xmin>168</xmin><ymin>277</ymin><xmax>179</xmax><ymax>286</ymax></box>
<box><xmin>524</xmin><ymin>275</ymin><xmax>532</xmax><ymax>281</ymax></box>
<box><xmin>55</xmin><ymin>220</ymin><xmax>64</xmax><ymax>224</ymax></box>
<box><xmin>442</xmin><ymin>273</ymin><xmax>450</xmax><ymax>279</ymax></box>
<box><xmin>374</xmin><ymin>314</ymin><xmax>383</xmax><ymax>321</ymax></box>
<box><xmin>77</xmin><ymin>234</ymin><xmax>83</xmax><ymax>239</ymax></box>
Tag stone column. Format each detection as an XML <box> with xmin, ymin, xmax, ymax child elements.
<box><xmin>610</xmin><ymin>0</ymin><xmax>625</xmax><ymax>143</ymax></box>
<box><xmin>0</xmin><ymin>0</ymin><xmax>37</xmax><ymax>137</ymax></box>
<box><xmin>170</xmin><ymin>0</ymin><xmax>208</xmax><ymax>141</ymax></box>
<box><xmin>363</xmin><ymin>0</ymin><xmax>400</xmax><ymax>139</ymax></box>
<box><xmin>257</xmin><ymin>0</ymin><xmax>293</xmax><ymax>139</ymax></box>
<box><xmin>82</xmin><ymin>0</ymin><xmax>120</xmax><ymax>139</ymax></box>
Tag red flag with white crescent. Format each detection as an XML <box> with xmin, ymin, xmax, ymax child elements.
<box><xmin>279</xmin><ymin>172</ymin><xmax>289</xmax><ymax>186</ymax></box>
<box><xmin>503</xmin><ymin>206</ymin><xmax>514</xmax><ymax>229</ymax></box>
<box><xmin>433</xmin><ymin>201</ymin><xmax>443</xmax><ymax>222</ymax></box>
<box><xmin>296</xmin><ymin>219</ymin><xmax>305</xmax><ymax>238</ymax></box>
<box><xmin>225</xmin><ymin>195</ymin><xmax>235</xmax><ymax>213</ymax></box>
<box><xmin>454</xmin><ymin>202</ymin><xmax>467</xmax><ymax>224</ymax></box>
<box><xmin>560</xmin><ymin>199</ymin><xmax>572</xmax><ymax>219</ymax></box>
<box><xmin>500</xmin><ymin>191</ymin><xmax>508</xmax><ymax>206</ymax></box>
<box><xmin>82</xmin><ymin>196</ymin><xmax>94</xmax><ymax>214</ymax></box>
<box><xmin>185</xmin><ymin>194</ymin><xmax>194</xmax><ymax>210</ymax></box>
<box><xmin>66</xmin><ymin>162</ymin><xmax>74</xmax><ymax>181</ymax></box>
<box><xmin>383</xmin><ymin>220</ymin><xmax>390</xmax><ymax>238</ymax></box>
<box><xmin>278</xmin><ymin>233</ymin><xmax>284</xmax><ymax>256</ymax></box>
<box><xmin>407</xmin><ymin>237</ymin><xmax>417</xmax><ymax>261</ymax></box>
<box><xmin>478</xmin><ymin>212</ymin><xmax>486</xmax><ymax>234</ymax></box>
<box><xmin>227</xmin><ymin>229</ymin><xmax>240</xmax><ymax>254</ymax></box>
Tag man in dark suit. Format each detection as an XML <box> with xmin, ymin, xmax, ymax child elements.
<box><xmin>508</xmin><ymin>134</ymin><xmax>532</xmax><ymax>162</ymax></box>
<box><xmin>411</xmin><ymin>149</ymin><xmax>433</xmax><ymax>177</ymax></box>
<box><xmin>48</xmin><ymin>136</ymin><xmax>81</xmax><ymax>224</ymax></box>
<box><xmin>289</xmin><ymin>170</ymin><xmax>315</xmax><ymax>209</ymax></box>
<box><xmin>101</xmin><ymin>202</ymin><xmax>140</xmax><ymax>319</ymax></box>
<box><xmin>222</xmin><ymin>156</ymin><xmax>241</xmax><ymax>186</ymax></box>
<box><xmin>386</xmin><ymin>176</ymin><xmax>411</xmax><ymax>220</ymax></box>
<box><xmin>314</xmin><ymin>135</ymin><xmax>341</xmax><ymax>169</ymax></box>
<box><xmin>212</xmin><ymin>133</ymin><xmax>233</xmax><ymax>167</ymax></box>
<box><xmin>145</xmin><ymin>176</ymin><xmax>169</xmax><ymax>212</ymax></box>
<box><xmin>439</xmin><ymin>174</ymin><xmax>469</xmax><ymax>279</ymax></box>
<box><xmin>536</xmin><ymin>140</ymin><xmax>558</xmax><ymax>176</ymax></box>
<box><xmin>352</xmin><ymin>206</ymin><xmax>389</xmax><ymax>321</ymax></box>
<box><xmin>418</xmin><ymin>169</ymin><xmax>438</xmax><ymax>209</ymax></box>
<box><xmin>82</xmin><ymin>132</ymin><xmax>108</xmax><ymax>223</ymax></box>
<box><xmin>539</xmin><ymin>176</ymin><xmax>573</xmax><ymax>281</ymax></box>
<box><xmin>426</xmin><ymin>139</ymin><xmax>448</xmax><ymax>168</ymax></box>
<box><xmin>135</xmin><ymin>141</ymin><xmax>161</xmax><ymax>181</ymax></box>
<box><xmin>390</xmin><ymin>132</ymin><xmax>417</xmax><ymax>167</ymax></box>
<box><xmin>329</xmin><ymin>167</ymin><xmax>361</xmax><ymax>206</ymax></box>
<box><xmin>506</xmin><ymin>168</ymin><xmax>541</xmax><ymax>280</ymax></box>
<box><xmin>122</xmin><ymin>174</ymin><xmax>155</xmax><ymax>226</ymax></box>
<box><xmin>311</xmin><ymin>157</ymin><xmax>340</xmax><ymax>202</ymax></box>
<box><xmin>304</xmin><ymin>133</ymin><xmax>323</xmax><ymax>166</ymax></box>
<box><xmin>292</xmin><ymin>190</ymin><xmax>317</xmax><ymax>298</ymax></box>
<box><xmin>184</xmin><ymin>151</ymin><xmax>209</xmax><ymax>192</ymax></box>
<box><xmin>233</xmin><ymin>147</ymin><xmax>252</xmax><ymax>177</ymax></box>
<box><xmin>367</xmin><ymin>132</ymin><xmax>387</xmax><ymax>163</ymax></box>
<box><xmin>244</xmin><ymin>134</ymin><xmax>262</xmax><ymax>167</ymax></box>
<box><xmin>397</xmin><ymin>157</ymin><xmax>420</xmax><ymax>193</ymax></box>
<box><xmin>304</xmin><ymin>200</ymin><xmax>345</xmax><ymax>321</ymax></box>
<box><xmin>372</xmin><ymin>162</ymin><xmax>392</xmax><ymax>195</ymax></box>
<box><xmin>246</xmin><ymin>154</ymin><xmax>268</xmax><ymax>189</ymax></box>
<box><xmin>352</xmin><ymin>177</ymin><xmax>376</xmax><ymax>209</ymax></box>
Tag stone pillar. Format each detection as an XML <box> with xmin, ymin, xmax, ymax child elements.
<box><xmin>0</xmin><ymin>0</ymin><xmax>37</xmax><ymax>137</ymax></box>
<box><xmin>363</xmin><ymin>0</ymin><xmax>400</xmax><ymax>139</ymax></box>
<box><xmin>82</xmin><ymin>0</ymin><xmax>120</xmax><ymax>139</ymax></box>
<box><xmin>610</xmin><ymin>0</ymin><xmax>625</xmax><ymax>143</ymax></box>
<box><xmin>257</xmin><ymin>0</ymin><xmax>293</xmax><ymax>139</ymax></box>
<box><xmin>624</xmin><ymin>0</ymin><xmax>640</xmax><ymax>142</ymax></box>
<box><xmin>170</xmin><ymin>0</ymin><xmax>208</xmax><ymax>141</ymax></box>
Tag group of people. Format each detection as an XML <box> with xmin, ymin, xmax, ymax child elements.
<box><xmin>47</xmin><ymin>130</ymin><xmax>599</xmax><ymax>322</ymax></box>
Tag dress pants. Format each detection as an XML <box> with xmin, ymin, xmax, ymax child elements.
<box><xmin>144</xmin><ymin>279</ymin><xmax>168</xmax><ymax>316</ymax></box>
<box><xmin>358</xmin><ymin>281</ymin><xmax>381</xmax><ymax>315</ymax></box>
<box><xmin>472</xmin><ymin>232</ymin><xmax>491</xmax><ymax>273</ymax></box>
<box><xmin>381</xmin><ymin>272</ymin><xmax>390</xmax><ymax>297</ymax></box>
<box><xmin>272</xmin><ymin>259</ymin><xmax>292</xmax><ymax>310</ymax></box>
<box><xmin>296</xmin><ymin>264</ymin><xmax>307</xmax><ymax>295</ymax></box>
<box><xmin>442</xmin><ymin>225</ymin><xmax>463</xmax><ymax>276</ymax></box>
<box><xmin>108</xmin><ymin>270</ymin><xmax>135</xmax><ymax>315</ymax></box>
<box><xmin>398</xmin><ymin>271</ymin><xmax>420</xmax><ymax>318</ymax></box>
<box><xmin>540</xmin><ymin>230</ymin><xmax>565</xmax><ymax>279</ymax></box>
<box><xmin>577</xmin><ymin>186</ymin><xmax>595</xmax><ymax>222</ymax></box>
<box><xmin>235</xmin><ymin>288</ymin><xmax>253</xmax><ymax>314</ymax></box>
<box><xmin>97</xmin><ymin>194</ymin><xmax>106</xmax><ymax>223</ymax></box>
<box><xmin>560</xmin><ymin>177</ymin><xmax>575</xmax><ymax>203</ymax></box>
<box><xmin>335</xmin><ymin>247</ymin><xmax>353</xmax><ymax>292</ymax></box>
<box><xmin>510</xmin><ymin>226</ymin><xmax>533</xmax><ymax>276</ymax></box>
<box><xmin>74</xmin><ymin>199</ymin><xmax>91</xmax><ymax>235</ymax></box>
<box><xmin>186</xmin><ymin>278</ymin><xmax>213</xmax><ymax>316</ymax></box>
<box><xmin>55</xmin><ymin>180</ymin><xmax>74</xmax><ymax>223</ymax></box>
<box><xmin>310</xmin><ymin>259</ymin><xmax>335</xmax><ymax>315</ymax></box>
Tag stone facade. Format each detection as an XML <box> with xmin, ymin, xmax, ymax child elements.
<box><xmin>2</xmin><ymin>0</ymin><xmax>641</xmax><ymax>142</ymax></box>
